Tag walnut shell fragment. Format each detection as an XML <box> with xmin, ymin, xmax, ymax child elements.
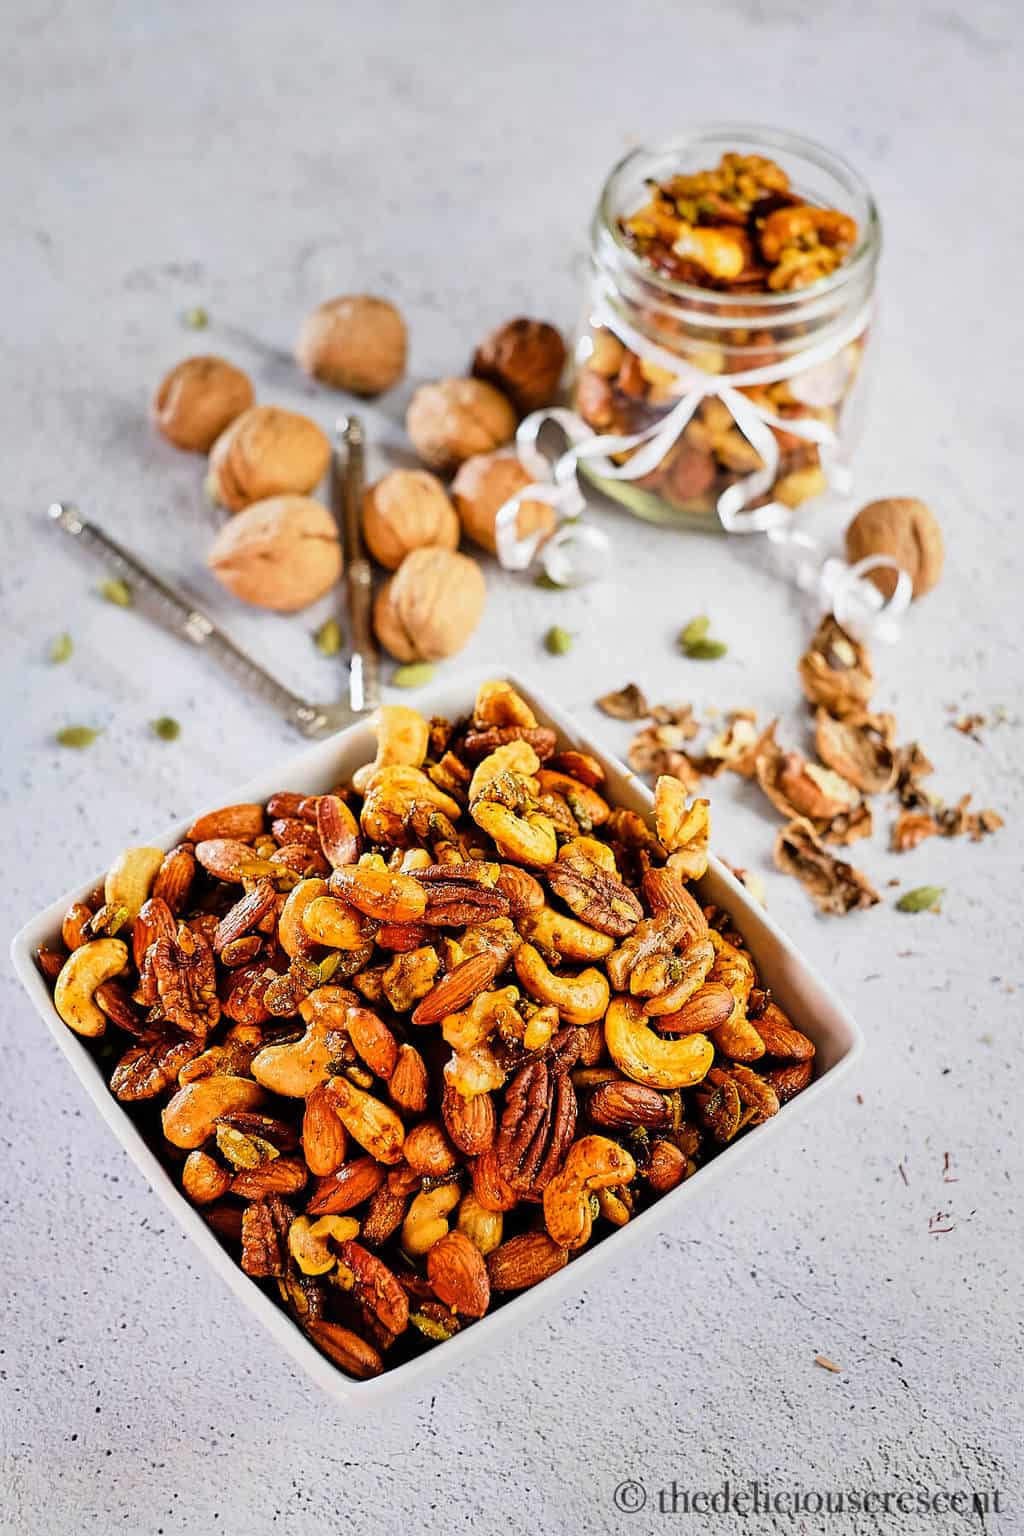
<box><xmin>798</xmin><ymin>614</ymin><xmax>874</xmax><ymax>717</ymax></box>
<box><xmin>754</xmin><ymin>724</ymin><xmax>868</xmax><ymax>844</ymax></box>
<box><xmin>814</xmin><ymin>709</ymin><xmax>898</xmax><ymax>794</ymax></box>
<box><xmin>773</xmin><ymin>818</ymin><xmax>880</xmax><ymax>916</ymax></box>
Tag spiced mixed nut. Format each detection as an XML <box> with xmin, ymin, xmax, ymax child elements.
<box><xmin>38</xmin><ymin>680</ymin><xmax>815</xmax><ymax>1381</ymax></box>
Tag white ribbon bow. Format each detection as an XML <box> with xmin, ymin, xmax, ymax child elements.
<box><xmin>494</xmin><ymin>292</ymin><xmax>912</xmax><ymax>642</ymax></box>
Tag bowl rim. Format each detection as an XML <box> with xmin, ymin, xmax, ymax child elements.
<box><xmin>10</xmin><ymin>666</ymin><xmax>863</xmax><ymax>1405</ymax></box>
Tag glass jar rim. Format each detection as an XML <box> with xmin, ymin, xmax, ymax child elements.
<box><xmin>594</xmin><ymin>122</ymin><xmax>882</xmax><ymax>312</ymax></box>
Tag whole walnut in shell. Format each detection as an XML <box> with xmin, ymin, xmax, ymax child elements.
<box><xmin>845</xmin><ymin>498</ymin><xmax>944</xmax><ymax>599</ymax></box>
<box><xmin>363</xmin><ymin>469</ymin><xmax>460</xmax><ymax>570</ymax></box>
<box><xmin>373</xmin><ymin>548</ymin><xmax>485</xmax><ymax>661</ymax></box>
<box><xmin>472</xmin><ymin>318</ymin><xmax>566</xmax><ymax>416</ymax></box>
<box><xmin>208</xmin><ymin>406</ymin><xmax>330</xmax><ymax>512</ymax></box>
<box><xmin>406</xmin><ymin>378</ymin><xmax>516</xmax><ymax>475</ymax></box>
<box><xmin>152</xmin><ymin>356</ymin><xmax>254</xmax><ymax>452</ymax></box>
<box><xmin>296</xmin><ymin>295</ymin><xmax>407</xmax><ymax>397</ymax></box>
<box><xmin>451</xmin><ymin>451</ymin><xmax>556</xmax><ymax>556</ymax></box>
<box><xmin>207</xmin><ymin>495</ymin><xmax>342</xmax><ymax>611</ymax></box>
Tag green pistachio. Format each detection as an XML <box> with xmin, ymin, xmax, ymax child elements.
<box><xmin>56</xmin><ymin>726</ymin><xmax>101</xmax><ymax>749</ymax></box>
<box><xmin>314</xmin><ymin>618</ymin><xmax>343</xmax><ymax>656</ymax></box>
<box><xmin>391</xmin><ymin>663</ymin><xmax>437</xmax><ymax>689</ymax></box>
<box><xmin>544</xmin><ymin>625</ymin><xmax>573</xmax><ymax>656</ymax></box>
<box><xmin>151</xmin><ymin>716</ymin><xmax>181</xmax><ymax>741</ymax></box>
<box><xmin>895</xmin><ymin>885</ymin><xmax>945</xmax><ymax>913</ymax></box>
<box><xmin>49</xmin><ymin>633</ymin><xmax>73</xmax><ymax>664</ymax></box>
<box><xmin>99</xmin><ymin>578</ymin><xmax>133</xmax><ymax>608</ymax></box>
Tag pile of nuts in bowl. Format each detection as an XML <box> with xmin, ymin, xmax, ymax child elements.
<box><xmin>38</xmin><ymin>680</ymin><xmax>815</xmax><ymax>1380</ymax></box>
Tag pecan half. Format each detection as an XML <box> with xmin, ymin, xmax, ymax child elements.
<box><xmin>461</xmin><ymin>726</ymin><xmax>557</xmax><ymax>760</ymax></box>
<box><xmin>149</xmin><ymin>927</ymin><xmax>221</xmax><ymax>1038</ymax></box>
<box><xmin>546</xmin><ymin>854</ymin><xmax>642</xmax><ymax>937</ymax></box>
<box><xmin>109</xmin><ymin>1031</ymin><xmax>201</xmax><ymax>1101</ymax></box>
<box><xmin>496</xmin><ymin>1033</ymin><xmax>580</xmax><ymax>1196</ymax></box>
<box><xmin>240</xmin><ymin>1194</ymin><xmax>291</xmax><ymax>1277</ymax></box>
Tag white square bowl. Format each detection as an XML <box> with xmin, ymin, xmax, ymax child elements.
<box><xmin>11</xmin><ymin>669</ymin><xmax>862</xmax><ymax>1405</ymax></box>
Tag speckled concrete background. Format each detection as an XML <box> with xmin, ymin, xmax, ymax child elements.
<box><xmin>2</xmin><ymin>1</ymin><xmax>1021</xmax><ymax>1532</ymax></box>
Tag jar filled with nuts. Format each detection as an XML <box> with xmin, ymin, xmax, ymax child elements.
<box><xmin>574</xmin><ymin>126</ymin><xmax>881</xmax><ymax>530</ymax></box>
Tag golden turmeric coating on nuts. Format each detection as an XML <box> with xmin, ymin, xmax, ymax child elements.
<box><xmin>42</xmin><ymin>677</ymin><xmax>812</xmax><ymax>1382</ymax></box>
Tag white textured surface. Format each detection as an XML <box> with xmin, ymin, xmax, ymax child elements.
<box><xmin>2</xmin><ymin>2</ymin><xmax>1021</xmax><ymax>1533</ymax></box>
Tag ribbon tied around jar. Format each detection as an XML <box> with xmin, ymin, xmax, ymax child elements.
<box><xmin>494</xmin><ymin>293</ymin><xmax>912</xmax><ymax>642</ymax></box>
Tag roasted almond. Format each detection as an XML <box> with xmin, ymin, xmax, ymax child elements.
<box><xmin>411</xmin><ymin>951</ymin><xmax>500</xmax><ymax>1026</ymax></box>
<box><xmin>187</xmin><ymin>803</ymin><xmax>265</xmax><ymax>843</ymax></box>
<box><xmin>762</xmin><ymin>1059</ymin><xmax>814</xmax><ymax>1102</ymax></box>
<box><xmin>302</xmin><ymin>1084</ymin><xmax>349</xmax><ymax>1176</ymax></box>
<box><xmin>388</xmin><ymin>1044</ymin><xmax>429</xmax><ymax>1116</ymax></box>
<box><xmin>195</xmin><ymin>838</ymin><xmax>268</xmax><ymax>883</ymax></box>
<box><xmin>652</xmin><ymin>980</ymin><xmax>734</xmax><ymax>1036</ymax></box>
<box><xmin>442</xmin><ymin>1084</ymin><xmax>496</xmax><ymax>1156</ymax></box>
<box><xmin>307</xmin><ymin>1156</ymin><xmax>386</xmax><ymax>1215</ymax></box>
<box><xmin>305</xmin><ymin>1319</ymin><xmax>383</xmax><ymax>1379</ymax></box>
<box><xmin>754</xmin><ymin>1003</ymin><xmax>815</xmax><ymax>1061</ymax></box>
<box><xmin>151</xmin><ymin>842</ymin><xmax>196</xmax><ymax>914</ymax></box>
<box><xmin>131</xmin><ymin>895</ymin><xmax>177</xmax><ymax>970</ymax></box>
<box><xmin>470</xmin><ymin>1149</ymin><xmax>520</xmax><ymax>1213</ymax></box>
<box><xmin>229</xmin><ymin>1155</ymin><xmax>308</xmax><ymax>1198</ymax></box>
<box><xmin>317</xmin><ymin>793</ymin><xmax>361</xmax><ymax>868</ymax></box>
<box><xmin>427</xmin><ymin>1230</ymin><xmax>490</xmax><ymax>1318</ymax></box>
<box><xmin>640</xmin><ymin>867</ymin><xmax>709</xmax><ymax>941</ymax></box>
<box><xmin>486</xmin><ymin>1231</ymin><xmax>567</xmax><ymax>1291</ymax></box>
<box><xmin>586</xmin><ymin>1079</ymin><xmax>671</xmax><ymax>1129</ymax></box>
<box><xmin>403</xmin><ymin>1120</ymin><xmax>460</xmax><ymax>1178</ymax></box>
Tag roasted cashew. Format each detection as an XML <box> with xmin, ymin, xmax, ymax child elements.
<box><xmin>324</xmin><ymin>1078</ymin><xmax>405</xmax><ymax>1164</ymax></box>
<box><xmin>604</xmin><ymin>994</ymin><xmax>714</xmax><ymax>1089</ymax></box>
<box><xmin>473</xmin><ymin>680</ymin><xmax>537</xmax><ymax>729</ymax></box>
<box><xmin>161</xmin><ymin>1074</ymin><xmax>267</xmax><ymax>1149</ymax></box>
<box><xmin>352</xmin><ymin>705</ymin><xmax>430</xmax><ymax>794</ymax></box>
<box><xmin>469</xmin><ymin>740</ymin><xmax>540</xmax><ymax>802</ymax></box>
<box><xmin>760</xmin><ymin>204</ymin><xmax>857</xmax><ymax>262</ymax></box>
<box><xmin>513</xmin><ymin>943</ymin><xmax>610</xmax><ymax>1026</ymax></box>
<box><xmin>672</xmin><ymin>224</ymin><xmax>748</xmax><ymax>280</ymax></box>
<box><xmin>542</xmin><ymin>1134</ymin><xmax>637</xmax><ymax>1249</ymax></box>
<box><xmin>303</xmin><ymin>895</ymin><xmax>372</xmax><ymax>949</ymax></box>
<box><xmin>471</xmin><ymin>799</ymin><xmax>557</xmax><ymax>867</ymax></box>
<box><xmin>456</xmin><ymin>1191</ymin><xmax>503</xmax><ymax>1256</ymax></box>
<box><xmin>401</xmin><ymin>1181</ymin><xmax>461</xmax><ymax>1256</ymax></box>
<box><xmin>250</xmin><ymin>991</ymin><xmax>346</xmax><ymax>1097</ymax></box>
<box><xmin>517</xmin><ymin>904</ymin><xmax>615</xmax><ymax>962</ymax></box>
<box><xmin>53</xmin><ymin>938</ymin><xmax>129</xmax><ymax>1037</ymax></box>
<box><xmin>104</xmin><ymin>846</ymin><xmax>165</xmax><ymax>924</ymax></box>
<box><xmin>278</xmin><ymin>877</ymin><xmax>327</xmax><ymax>958</ymax></box>
<box><xmin>287</xmin><ymin>1214</ymin><xmax>360</xmax><ymax>1276</ymax></box>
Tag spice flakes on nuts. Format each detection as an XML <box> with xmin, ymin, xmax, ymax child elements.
<box><xmin>40</xmin><ymin>679</ymin><xmax>815</xmax><ymax>1381</ymax></box>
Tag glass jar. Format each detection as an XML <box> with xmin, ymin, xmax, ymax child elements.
<box><xmin>573</xmin><ymin>125</ymin><xmax>881</xmax><ymax>529</ymax></box>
